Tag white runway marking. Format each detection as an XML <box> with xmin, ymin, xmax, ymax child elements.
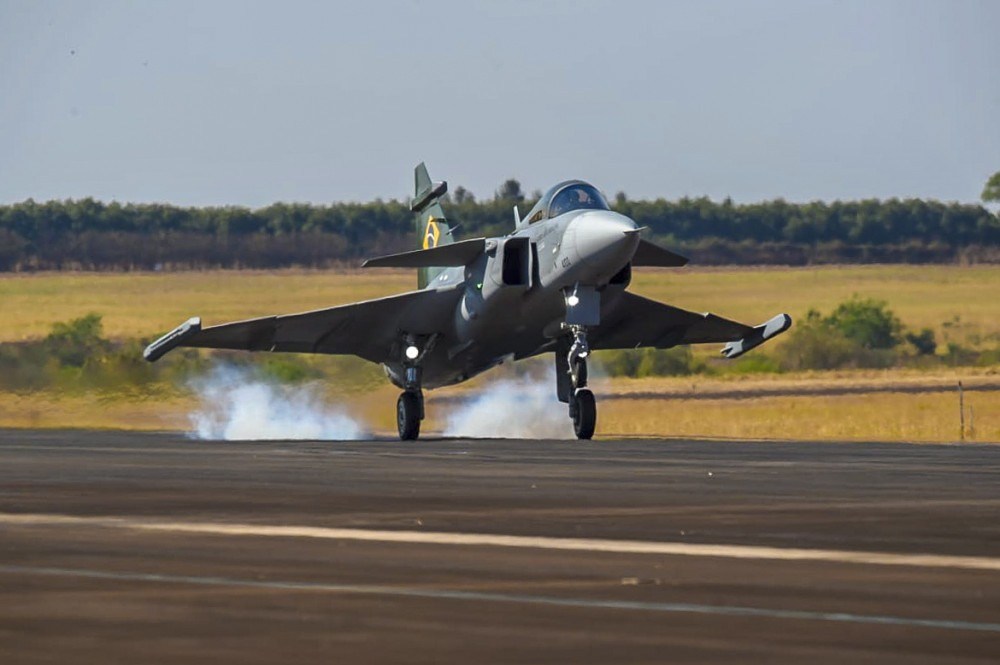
<box><xmin>4</xmin><ymin>512</ymin><xmax>1000</xmax><ymax>572</ymax></box>
<box><xmin>1</xmin><ymin>564</ymin><xmax>998</xmax><ymax>634</ymax></box>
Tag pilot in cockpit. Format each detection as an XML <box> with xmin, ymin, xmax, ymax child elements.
<box><xmin>549</xmin><ymin>184</ymin><xmax>609</xmax><ymax>218</ymax></box>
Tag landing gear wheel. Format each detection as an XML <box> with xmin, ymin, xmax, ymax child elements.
<box><xmin>572</xmin><ymin>388</ymin><xmax>596</xmax><ymax>440</ymax></box>
<box><xmin>397</xmin><ymin>391</ymin><xmax>421</xmax><ymax>441</ymax></box>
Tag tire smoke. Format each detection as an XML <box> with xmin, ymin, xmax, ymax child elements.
<box><xmin>188</xmin><ymin>364</ymin><xmax>368</xmax><ymax>440</ymax></box>
<box><xmin>442</xmin><ymin>368</ymin><xmax>573</xmax><ymax>439</ymax></box>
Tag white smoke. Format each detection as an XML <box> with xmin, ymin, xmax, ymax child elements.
<box><xmin>443</xmin><ymin>368</ymin><xmax>574</xmax><ymax>439</ymax></box>
<box><xmin>188</xmin><ymin>365</ymin><xmax>368</xmax><ymax>441</ymax></box>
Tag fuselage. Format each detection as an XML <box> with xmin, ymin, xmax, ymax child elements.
<box><xmin>383</xmin><ymin>182</ymin><xmax>641</xmax><ymax>390</ymax></box>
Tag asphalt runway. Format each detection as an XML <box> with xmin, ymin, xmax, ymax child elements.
<box><xmin>1</xmin><ymin>430</ymin><xmax>998</xmax><ymax>663</ymax></box>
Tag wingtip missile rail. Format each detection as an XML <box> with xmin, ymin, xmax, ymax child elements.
<box><xmin>143</xmin><ymin>317</ymin><xmax>201</xmax><ymax>362</ymax></box>
<box><xmin>720</xmin><ymin>313</ymin><xmax>792</xmax><ymax>359</ymax></box>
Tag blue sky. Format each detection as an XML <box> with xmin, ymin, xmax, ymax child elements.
<box><xmin>1</xmin><ymin>0</ymin><xmax>997</xmax><ymax>206</ymax></box>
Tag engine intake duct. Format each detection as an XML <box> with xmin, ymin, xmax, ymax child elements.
<box><xmin>501</xmin><ymin>237</ymin><xmax>530</xmax><ymax>286</ymax></box>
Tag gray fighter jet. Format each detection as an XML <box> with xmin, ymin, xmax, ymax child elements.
<box><xmin>145</xmin><ymin>163</ymin><xmax>791</xmax><ymax>440</ymax></box>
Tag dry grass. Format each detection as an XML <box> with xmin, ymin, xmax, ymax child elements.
<box><xmin>630</xmin><ymin>264</ymin><xmax>1000</xmax><ymax>350</ymax></box>
<box><xmin>596</xmin><ymin>390</ymin><xmax>998</xmax><ymax>443</ymax></box>
<box><xmin>3</xmin><ymin>385</ymin><xmax>995</xmax><ymax>443</ymax></box>
<box><xmin>592</xmin><ymin>366</ymin><xmax>1000</xmax><ymax>398</ymax></box>
<box><xmin>0</xmin><ymin>391</ymin><xmax>194</xmax><ymax>431</ymax></box>
<box><xmin>0</xmin><ymin>269</ymin><xmax>414</xmax><ymax>342</ymax></box>
<box><xmin>3</xmin><ymin>265</ymin><xmax>998</xmax><ymax>348</ymax></box>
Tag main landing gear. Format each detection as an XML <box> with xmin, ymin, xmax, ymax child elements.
<box><xmin>558</xmin><ymin>326</ymin><xmax>596</xmax><ymax>439</ymax></box>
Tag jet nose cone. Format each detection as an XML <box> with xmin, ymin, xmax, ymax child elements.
<box><xmin>567</xmin><ymin>211</ymin><xmax>640</xmax><ymax>272</ymax></box>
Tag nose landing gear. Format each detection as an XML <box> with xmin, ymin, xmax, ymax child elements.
<box><xmin>558</xmin><ymin>325</ymin><xmax>596</xmax><ymax>439</ymax></box>
<box><xmin>396</xmin><ymin>335</ymin><xmax>435</xmax><ymax>441</ymax></box>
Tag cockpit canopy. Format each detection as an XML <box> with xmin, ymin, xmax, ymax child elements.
<box><xmin>549</xmin><ymin>184</ymin><xmax>610</xmax><ymax>218</ymax></box>
<box><xmin>521</xmin><ymin>180</ymin><xmax>610</xmax><ymax>225</ymax></box>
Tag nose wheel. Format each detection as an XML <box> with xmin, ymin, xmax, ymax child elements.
<box><xmin>570</xmin><ymin>386</ymin><xmax>596</xmax><ymax>439</ymax></box>
<box><xmin>397</xmin><ymin>390</ymin><xmax>422</xmax><ymax>440</ymax></box>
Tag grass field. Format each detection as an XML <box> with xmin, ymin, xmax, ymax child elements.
<box><xmin>628</xmin><ymin>264</ymin><xmax>1000</xmax><ymax>350</ymax></box>
<box><xmin>2</xmin><ymin>265</ymin><xmax>997</xmax><ymax>442</ymax></box>
<box><xmin>3</xmin><ymin>265</ymin><xmax>999</xmax><ymax>348</ymax></box>
<box><xmin>3</xmin><ymin>383</ymin><xmax>995</xmax><ymax>442</ymax></box>
<box><xmin>0</xmin><ymin>269</ymin><xmax>414</xmax><ymax>342</ymax></box>
<box><xmin>595</xmin><ymin>389</ymin><xmax>998</xmax><ymax>443</ymax></box>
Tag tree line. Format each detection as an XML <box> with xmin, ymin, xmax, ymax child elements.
<box><xmin>0</xmin><ymin>191</ymin><xmax>996</xmax><ymax>271</ymax></box>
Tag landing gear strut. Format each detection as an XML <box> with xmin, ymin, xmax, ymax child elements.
<box><xmin>560</xmin><ymin>325</ymin><xmax>596</xmax><ymax>440</ymax></box>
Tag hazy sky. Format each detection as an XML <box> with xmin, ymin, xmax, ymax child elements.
<box><xmin>2</xmin><ymin>0</ymin><xmax>998</xmax><ymax>207</ymax></box>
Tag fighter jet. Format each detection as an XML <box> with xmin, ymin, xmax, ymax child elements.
<box><xmin>145</xmin><ymin>163</ymin><xmax>791</xmax><ymax>440</ymax></box>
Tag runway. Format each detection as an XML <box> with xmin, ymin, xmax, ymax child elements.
<box><xmin>1</xmin><ymin>430</ymin><xmax>998</xmax><ymax>663</ymax></box>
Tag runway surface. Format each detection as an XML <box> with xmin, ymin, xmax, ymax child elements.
<box><xmin>1</xmin><ymin>430</ymin><xmax>998</xmax><ymax>663</ymax></box>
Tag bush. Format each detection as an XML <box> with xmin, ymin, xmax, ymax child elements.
<box><xmin>825</xmin><ymin>297</ymin><xmax>902</xmax><ymax>349</ymax></box>
<box><xmin>595</xmin><ymin>347</ymin><xmax>702</xmax><ymax>377</ymax></box>
<box><xmin>0</xmin><ymin>341</ymin><xmax>54</xmax><ymax>390</ymax></box>
<box><xmin>775</xmin><ymin>309</ymin><xmax>896</xmax><ymax>371</ymax></box>
<box><xmin>905</xmin><ymin>328</ymin><xmax>938</xmax><ymax>356</ymax></box>
<box><xmin>943</xmin><ymin>342</ymin><xmax>978</xmax><ymax>366</ymax></box>
<box><xmin>727</xmin><ymin>354</ymin><xmax>782</xmax><ymax>374</ymax></box>
<box><xmin>257</xmin><ymin>356</ymin><xmax>323</xmax><ymax>383</ymax></box>
<box><xmin>976</xmin><ymin>346</ymin><xmax>1000</xmax><ymax>366</ymax></box>
<box><xmin>775</xmin><ymin>311</ymin><xmax>858</xmax><ymax>370</ymax></box>
<box><xmin>44</xmin><ymin>313</ymin><xmax>111</xmax><ymax>367</ymax></box>
<box><xmin>0</xmin><ymin>314</ymin><xmax>385</xmax><ymax>395</ymax></box>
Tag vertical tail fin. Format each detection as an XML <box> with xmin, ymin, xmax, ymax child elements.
<box><xmin>411</xmin><ymin>162</ymin><xmax>455</xmax><ymax>289</ymax></box>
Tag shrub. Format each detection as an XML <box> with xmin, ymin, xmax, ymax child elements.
<box><xmin>636</xmin><ymin>347</ymin><xmax>701</xmax><ymax>377</ymax></box>
<box><xmin>727</xmin><ymin>354</ymin><xmax>782</xmax><ymax>374</ymax></box>
<box><xmin>0</xmin><ymin>341</ymin><xmax>54</xmax><ymax>390</ymax></box>
<box><xmin>774</xmin><ymin>311</ymin><xmax>859</xmax><ymax>370</ymax></box>
<box><xmin>775</xmin><ymin>309</ymin><xmax>897</xmax><ymax>371</ymax></box>
<box><xmin>595</xmin><ymin>347</ymin><xmax>701</xmax><ymax>377</ymax></box>
<box><xmin>943</xmin><ymin>342</ymin><xmax>978</xmax><ymax>366</ymax></box>
<box><xmin>258</xmin><ymin>356</ymin><xmax>323</xmax><ymax>383</ymax></box>
<box><xmin>44</xmin><ymin>313</ymin><xmax>111</xmax><ymax>367</ymax></box>
<box><xmin>825</xmin><ymin>296</ymin><xmax>902</xmax><ymax>349</ymax></box>
<box><xmin>905</xmin><ymin>328</ymin><xmax>938</xmax><ymax>356</ymax></box>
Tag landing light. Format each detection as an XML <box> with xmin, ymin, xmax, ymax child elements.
<box><xmin>405</xmin><ymin>345</ymin><xmax>420</xmax><ymax>360</ymax></box>
<box><xmin>566</xmin><ymin>294</ymin><xmax>580</xmax><ymax>307</ymax></box>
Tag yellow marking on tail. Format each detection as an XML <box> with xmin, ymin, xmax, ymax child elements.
<box><xmin>423</xmin><ymin>217</ymin><xmax>441</xmax><ymax>249</ymax></box>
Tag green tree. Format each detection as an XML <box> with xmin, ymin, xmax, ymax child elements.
<box><xmin>496</xmin><ymin>178</ymin><xmax>524</xmax><ymax>202</ymax></box>
<box><xmin>983</xmin><ymin>171</ymin><xmax>1000</xmax><ymax>203</ymax></box>
<box><xmin>1</xmin><ymin>194</ymin><xmax>997</xmax><ymax>271</ymax></box>
<box><xmin>452</xmin><ymin>186</ymin><xmax>475</xmax><ymax>204</ymax></box>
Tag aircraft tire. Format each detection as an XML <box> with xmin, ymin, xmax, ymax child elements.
<box><xmin>572</xmin><ymin>388</ymin><xmax>596</xmax><ymax>440</ymax></box>
<box><xmin>397</xmin><ymin>391</ymin><xmax>421</xmax><ymax>441</ymax></box>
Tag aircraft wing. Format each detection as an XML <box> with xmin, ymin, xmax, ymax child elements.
<box><xmin>144</xmin><ymin>286</ymin><xmax>462</xmax><ymax>364</ymax></box>
<box><xmin>593</xmin><ymin>292</ymin><xmax>790</xmax><ymax>355</ymax></box>
<box><xmin>362</xmin><ymin>238</ymin><xmax>486</xmax><ymax>268</ymax></box>
<box><xmin>631</xmin><ymin>239</ymin><xmax>689</xmax><ymax>267</ymax></box>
